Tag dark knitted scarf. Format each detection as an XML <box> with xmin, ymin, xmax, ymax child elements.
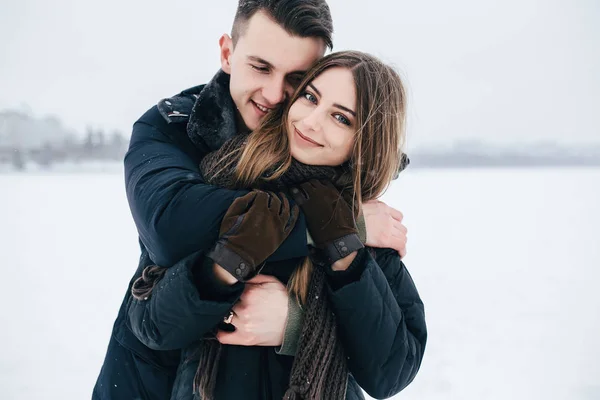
<box><xmin>195</xmin><ymin>133</ymin><xmax>351</xmax><ymax>400</ymax></box>
<box><xmin>199</xmin><ymin>132</ymin><xmax>353</xmax><ymax>192</ymax></box>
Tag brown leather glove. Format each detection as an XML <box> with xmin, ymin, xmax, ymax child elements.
<box><xmin>290</xmin><ymin>180</ymin><xmax>364</xmax><ymax>263</ymax></box>
<box><xmin>207</xmin><ymin>191</ymin><xmax>299</xmax><ymax>282</ymax></box>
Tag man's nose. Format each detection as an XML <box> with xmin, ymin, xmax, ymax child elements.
<box><xmin>262</xmin><ymin>77</ymin><xmax>286</xmax><ymax>106</ymax></box>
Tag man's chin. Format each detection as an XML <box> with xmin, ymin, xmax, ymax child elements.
<box><xmin>237</xmin><ymin>111</ymin><xmax>258</xmax><ymax>132</ymax></box>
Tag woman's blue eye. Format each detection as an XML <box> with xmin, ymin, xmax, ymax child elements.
<box><xmin>302</xmin><ymin>92</ymin><xmax>317</xmax><ymax>104</ymax></box>
<box><xmin>334</xmin><ymin>114</ymin><xmax>351</xmax><ymax>126</ymax></box>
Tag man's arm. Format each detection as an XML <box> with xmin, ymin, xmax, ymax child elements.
<box><xmin>124</xmin><ymin>106</ymin><xmax>309</xmax><ymax>267</ymax></box>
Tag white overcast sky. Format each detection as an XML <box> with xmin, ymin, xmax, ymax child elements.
<box><xmin>0</xmin><ymin>0</ymin><xmax>598</xmax><ymax>148</ymax></box>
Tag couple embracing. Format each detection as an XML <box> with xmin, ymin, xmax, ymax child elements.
<box><xmin>94</xmin><ymin>1</ymin><xmax>426</xmax><ymax>399</ymax></box>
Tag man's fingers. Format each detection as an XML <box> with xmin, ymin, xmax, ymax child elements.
<box><xmin>217</xmin><ymin>324</ymin><xmax>258</xmax><ymax>346</ymax></box>
<box><xmin>386</xmin><ymin>233</ymin><xmax>406</xmax><ymax>253</ymax></box>
<box><xmin>394</xmin><ymin>223</ymin><xmax>408</xmax><ymax>236</ymax></box>
<box><xmin>390</xmin><ymin>233</ymin><xmax>408</xmax><ymax>259</ymax></box>
<box><xmin>399</xmin><ymin>247</ymin><xmax>407</xmax><ymax>259</ymax></box>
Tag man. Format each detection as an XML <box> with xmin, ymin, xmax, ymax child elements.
<box><xmin>94</xmin><ymin>1</ymin><xmax>408</xmax><ymax>399</ymax></box>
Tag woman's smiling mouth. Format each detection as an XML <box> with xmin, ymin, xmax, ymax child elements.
<box><xmin>294</xmin><ymin>127</ymin><xmax>323</xmax><ymax>147</ymax></box>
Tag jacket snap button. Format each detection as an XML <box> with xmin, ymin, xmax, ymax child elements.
<box><xmin>342</xmin><ymin>247</ymin><xmax>348</xmax><ymax>252</ymax></box>
<box><xmin>235</xmin><ymin>268</ymin><xmax>242</xmax><ymax>275</ymax></box>
<box><xmin>338</xmin><ymin>241</ymin><xmax>345</xmax><ymax>246</ymax></box>
<box><xmin>240</xmin><ymin>263</ymin><xmax>246</xmax><ymax>270</ymax></box>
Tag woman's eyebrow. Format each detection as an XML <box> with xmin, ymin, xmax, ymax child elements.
<box><xmin>308</xmin><ymin>83</ymin><xmax>356</xmax><ymax>116</ymax></box>
<box><xmin>334</xmin><ymin>104</ymin><xmax>356</xmax><ymax>117</ymax></box>
<box><xmin>308</xmin><ymin>83</ymin><xmax>321</xmax><ymax>96</ymax></box>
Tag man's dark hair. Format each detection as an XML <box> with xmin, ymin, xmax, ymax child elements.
<box><xmin>232</xmin><ymin>0</ymin><xmax>333</xmax><ymax>50</ymax></box>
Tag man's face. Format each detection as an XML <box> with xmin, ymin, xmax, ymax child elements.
<box><xmin>220</xmin><ymin>11</ymin><xmax>326</xmax><ymax>131</ymax></box>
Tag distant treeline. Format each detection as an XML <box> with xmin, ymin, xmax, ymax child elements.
<box><xmin>1</xmin><ymin>109</ymin><xmax>599</xmax><ymax>171</ymax></box>
<box><xmin>0</xmin><ymin>130</ymin><xmax>128</xmax><ymax>170</ymax></box>
<box><xmin>0</xmin><ymin>109</ymin><xmax>128</xmax><ymax>170</ymax></box>
<box><xmin>4</xmin><ymin>138</ymin><xmax>600</xmax><ymax>171</ymax></box>
<box><xmin>409</xmin><ymin>150</ymin><xmax>600</xmax><ymax>168</ymax></box>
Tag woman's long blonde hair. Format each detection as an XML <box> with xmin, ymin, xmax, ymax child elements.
<box><xmin>217</xmin><ymin>51</ymin><xmax>407</xmax><ymax>303</ymax></box>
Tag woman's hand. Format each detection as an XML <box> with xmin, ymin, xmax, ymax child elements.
<box><xmin>216</xmin><ymin>275</ymin><xmax>289</xmax><ymax>346</ymax></box>
<box><xmin>207</xmin><ymin>191</ymin><xmax>299</xmax><ymax>282</ymax></box>
<box><xmin>291</xmin><ymin>180</ymin><xmax>364</xmax><ymax>263</ymax></box>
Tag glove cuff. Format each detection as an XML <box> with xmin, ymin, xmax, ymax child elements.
<box><xmin>207</xmin><ymin>241</ymin><xmax>264</xmax><ymax>282</ymax></box>
<box><xmin>322</xmin><ymin>233</ymin><xmax>364</xmax><ymax>263</ymax></box>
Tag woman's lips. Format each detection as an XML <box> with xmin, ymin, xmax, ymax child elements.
<box><xmin>294</xmin><ymin>127</ymin><xmax>322</xmax><ymax>147</ymax></box>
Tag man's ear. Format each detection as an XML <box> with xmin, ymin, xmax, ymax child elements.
<box><xmin>219</xmin><ymin>34</ymin><xmax>233</xmax><ymax>74</ymax></box>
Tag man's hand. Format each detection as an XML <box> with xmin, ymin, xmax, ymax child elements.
<box><xmin>362</xmin><ymin>200</ymin><xmax>408</xmax><ymax>258</ymax></box>
<box><xmin>216</xmin><ymin>275</ymin><xmax>289</xmax><ymax>347</ymax></box>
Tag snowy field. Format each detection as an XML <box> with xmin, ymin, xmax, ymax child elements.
<box><xmin>1</xmin><ymin>167</ymin><xmax>599</xmax><ymax>400</ymax></box>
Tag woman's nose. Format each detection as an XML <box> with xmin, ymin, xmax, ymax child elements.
<box><xmin>301</xmin><ymin>108</ymin><xmax>324</xmax><ymax>132</ymax></box>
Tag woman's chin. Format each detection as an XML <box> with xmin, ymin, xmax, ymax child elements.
<box><xmin>290</xmin><ymin>148</ymin><xmax>307</xmax><ymax>163</ymax></box>
<box><xmin>290</xmin><ymin>151</ymin><xmax>317</xmax><ymax>166</ymax></box>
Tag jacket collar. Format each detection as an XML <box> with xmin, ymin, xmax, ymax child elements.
<box><xmin>187</xmin><ymin>70</ymin><xmax>240</xmax><ymax>153</ymax></box>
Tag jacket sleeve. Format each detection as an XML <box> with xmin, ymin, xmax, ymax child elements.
<box><xmin>125</xmin><ymin>107</ymin><xmax>309</xmax><ymax>267</ymax></box>
<box><xmin>327</xmin><ymin>248</ymin><xmax>427</xmax><ymax>399</ymax></box>
<box><xmin>126</xmin><ymin>250</ymin><xmax>244</xmax><ymax>351</ymax></box>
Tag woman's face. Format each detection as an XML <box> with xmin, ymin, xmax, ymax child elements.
<box><xmin>286</xmin><ymin>67</ymin><xmax>357</xmax><ymax>166</ymax></box>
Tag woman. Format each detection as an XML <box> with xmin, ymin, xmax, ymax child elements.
<box><xmin>127</xmin><ymin>51</ymin><xmax>426</xmax><ymax>400</ymax></box>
